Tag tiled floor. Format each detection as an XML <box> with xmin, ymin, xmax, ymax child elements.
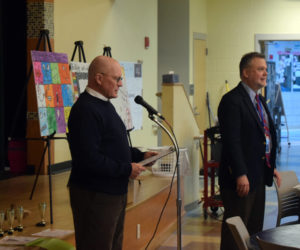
<box><xmin>157</xmin><ymin>130</ymin><xmax>300</xmax><ymax>249</ymax></box>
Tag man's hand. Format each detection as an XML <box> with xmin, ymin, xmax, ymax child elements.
<box><xmin>143</xmin><ymin>151</ymin><xmax>159</xmax><ymax>166</ymax></box>
<box><xmin>130</xmin><ymin>163</ymin><xmax>146</xmax><ymax>179</ymax></box>
<box><xmin>236</xmin><ymin>175</ymin><xmax>250</xmax><ymax>197</ymax></box>
<box><xmin>274</xmin><ymin>169</ymin><xmax>281</xmax><ymax>187</ymax></box>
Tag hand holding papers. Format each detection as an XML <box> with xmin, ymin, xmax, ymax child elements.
<box><xmin>139</xmin><ymin>147</ymin><xmax>175</xmax><ymax>167</ymax></box>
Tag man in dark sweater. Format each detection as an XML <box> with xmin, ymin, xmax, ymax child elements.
<box><xmin>68</xmin><ymin>56</ymin><xmax>156</xmax><ymax>250</ymax></box>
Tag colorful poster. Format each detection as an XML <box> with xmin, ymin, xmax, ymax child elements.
<box><xmin>31</xmin><ymin>51</ymin><xmax>74</xmax><ymax>136</ymax></box>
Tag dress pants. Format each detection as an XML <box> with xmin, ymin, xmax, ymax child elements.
<box><xmin>220</xmin><ymin>182</ymin><xmax>265</xmax><ymax>250</ymax></box>
<box><xmin>69</xmin><ymin>185</ymin><xmax>127</xmax><ymax>250</ymax></box>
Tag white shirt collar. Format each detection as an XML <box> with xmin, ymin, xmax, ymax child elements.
<box><xmin>85</xmin><ymin>86</ymin><xmax>108</xmax><ymax>101</ymax></box>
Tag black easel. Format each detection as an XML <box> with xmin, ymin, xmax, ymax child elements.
<box><xmin>10</xmin><ymin>29</ymin><xmax>52</xmax><ymax>138</ymax></box>
<box><xmin>25</xmin><ymin>29</ymin><xmax>67</xmax><ymax>225</ymax></box>
<box><xmin>103</xmin><ymin>46</ymin><xmax>112</xmax><ymax>57</ymax></box>
<box><xmin>71</xmin><ymin>41</ymin><xmax>86</xmax><ymax>62</ymax></box>
<box><xmin>29</xmin><ymin>132</ymin><xmax>67</xmax><ymax>225</ymax></box>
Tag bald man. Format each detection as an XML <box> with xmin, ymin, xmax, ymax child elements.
<box><xmin>68</xmin><ymin>56</ymin><xmax>156</xmax><ymax>250</ymax></box>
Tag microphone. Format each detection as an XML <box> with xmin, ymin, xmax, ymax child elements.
<box><xmin>134</xmin><ymin>95</ymin><xmax>165</xmax><ymax>120</ymax></box>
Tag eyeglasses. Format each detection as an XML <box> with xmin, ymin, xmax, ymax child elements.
<box><xmin>100</xmin><ymin>73</ymin><xmax>123</xmax><ymax>83</ymax></box>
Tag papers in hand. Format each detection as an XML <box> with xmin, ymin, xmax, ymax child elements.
<box><xmin>138</xmin><ymin>147</ymin><xmax>175</xmax><ymax>166</ymax></box>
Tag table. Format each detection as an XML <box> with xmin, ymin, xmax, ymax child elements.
<box><xmin>249</xmin><ymin>224</ymin><xmax>300</xmax><ymax>249</ymax></box>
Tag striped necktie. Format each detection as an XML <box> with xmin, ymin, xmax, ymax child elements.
<box><xmin>255</xmin><ymin>94</ymin><xmax>271</xmax><ymax>168</ymax></box>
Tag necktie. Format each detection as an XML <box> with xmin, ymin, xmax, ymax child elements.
<box><xmin>255</xmin><ymin>94</ymin><xmax>271</xmax><ymax>168</ymax></box>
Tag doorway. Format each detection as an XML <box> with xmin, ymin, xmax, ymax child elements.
<box><xmin>256</xmin><ymin>35</ymin><xmax>300</xmax><ymax>145</ymax></box>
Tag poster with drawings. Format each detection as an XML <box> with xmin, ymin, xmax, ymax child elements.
<box><xmin>118</xmin><ymin>62</ymin><xmax>143</xmax><ymax>130</ymax></box>
<box><xmin>69</xmin><ymin>62</ymin><xmax>89</xmax><ymax>101</ymax></box>
<box><xmin>110</xmin><ymin>63</ymin><xmax>133</xmax><ymax>131</ymax></box>
<box><xmin>31</xmin><ymin>51</ymin><xmax>74</xmax><ymax>136</ymax></box>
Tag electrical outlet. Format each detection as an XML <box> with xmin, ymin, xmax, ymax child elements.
<box><xmin>137</xmin><ymin>224</ymin><xmax>140</xmax><ymax>239</ymax></box>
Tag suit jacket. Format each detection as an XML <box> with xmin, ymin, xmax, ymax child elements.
<box><xmin>218</xmin><ymin>82</ymin><xmax>277</xmax><ymax>191</ymax></box>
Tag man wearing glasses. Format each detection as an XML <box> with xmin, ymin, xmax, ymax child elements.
<box><xmin>68</xmin><ymin>56</ymin><xmax>156</xmax><ymax>250</ymax></box>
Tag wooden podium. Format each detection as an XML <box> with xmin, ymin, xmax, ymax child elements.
<box><xmin>124</xmin><ymin>174</ymin><xmax>184</xmax><ymax>250</ymax></box>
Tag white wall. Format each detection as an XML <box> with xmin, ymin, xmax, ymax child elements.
<box><xmin>53</xmin><ymin>0</ymin><xmax>158</xmax><ymax>163</ymax></box>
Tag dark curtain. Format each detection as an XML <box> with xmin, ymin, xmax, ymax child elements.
<box><xmin>0</xmin><ymin>1</ymin><xmax>27</xmax><ymax>172</ymax></box>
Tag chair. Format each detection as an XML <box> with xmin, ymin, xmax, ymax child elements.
<box><xmin>226</xmin><ymin>216</ymin><xmax>250</xmax><ymax>250</ymax></box>
<box><xmin>256</xmin><ymin>236</ymin><xmax>300</xmax><ymax>250</ymax></box>
<box><xmin>274</xmin><ymin>171</ymin><xmax>300</xmax><ymax>226</ymax></box>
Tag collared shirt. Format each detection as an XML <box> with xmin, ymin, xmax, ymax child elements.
<box><xmin>241</xmin><ymin>82</ymin><xmax>269</xmax><ymax>127</ymax></box>
<box><xmin>241</xmin><ymin>82</ymin><xmax>257</xmax><ymax>107</ymax></box>
<box><xmin>85</xmin><ymin>86</ymin><xmax>108</xmax><ymax>101</ymax></box>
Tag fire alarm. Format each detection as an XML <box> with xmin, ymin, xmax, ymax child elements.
<box><xmin>144</xmin><ymin>36</ymin><xmax>150</xmax><ymax>49</ymax></box>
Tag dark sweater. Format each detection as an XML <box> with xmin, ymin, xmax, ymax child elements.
<box><xmin>68</xmin><ymin>92</ymin><xmax>144</xmax><ymax>195</ymax></box>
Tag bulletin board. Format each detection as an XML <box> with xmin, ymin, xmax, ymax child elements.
<box><xmin>31</xmin><ymin>51</ymin><xmax>74</xmax><ymax>136</ymax></box>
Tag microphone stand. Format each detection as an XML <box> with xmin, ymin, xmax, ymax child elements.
<box><xmin>148</xmin><ymin>113</ymin><xmax>182</xmax><ymax>250</ymax></box>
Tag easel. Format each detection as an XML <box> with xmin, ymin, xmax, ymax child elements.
<box><xmin>9</xmin><ymin>29</ymin><xmax>52</xmax><ymax>138</ymax></box>
<box><xmin>274</xmin><ymin>84</ymin><xmax>291</xmax><ymax>146</ymax></box>
<box><xmin>29</xmin><ymin>133</ymin><xmax>67</xmax><ymax>225</ymax></box>
<box><xmin>27</xmin><ymin>29</ymin><xmax>68</xmax><ymax>225</ymax></box>
<box><xmin>71</xmin><ymin>41</ymin><xmax>86</xmax><ymax>62</ymax></box>
<box><xmin>103</xmin><ymin>46</ymin><xmax>112</xmax><ymax>57</ymax></box>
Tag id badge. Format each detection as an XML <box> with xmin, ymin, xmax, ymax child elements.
<box><xmin>265</xmin><ymin>135</ymin><xmax>271</xmax><ymax>154</ymax></box>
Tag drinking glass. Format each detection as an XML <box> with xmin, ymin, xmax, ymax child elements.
<box><xmin>16</xmin><ymin>206</ymin><xmax>24</xmax><ymax>231</ymax></box>
<box><xmin>7</xmin><ymin>209</ymin><xmax>14</xmax><ymax>235</ymax></box>
<box><xmin>37</xmin><ymin>202</ymin><xmax>47</xmax><ymax>226</ymax></box>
